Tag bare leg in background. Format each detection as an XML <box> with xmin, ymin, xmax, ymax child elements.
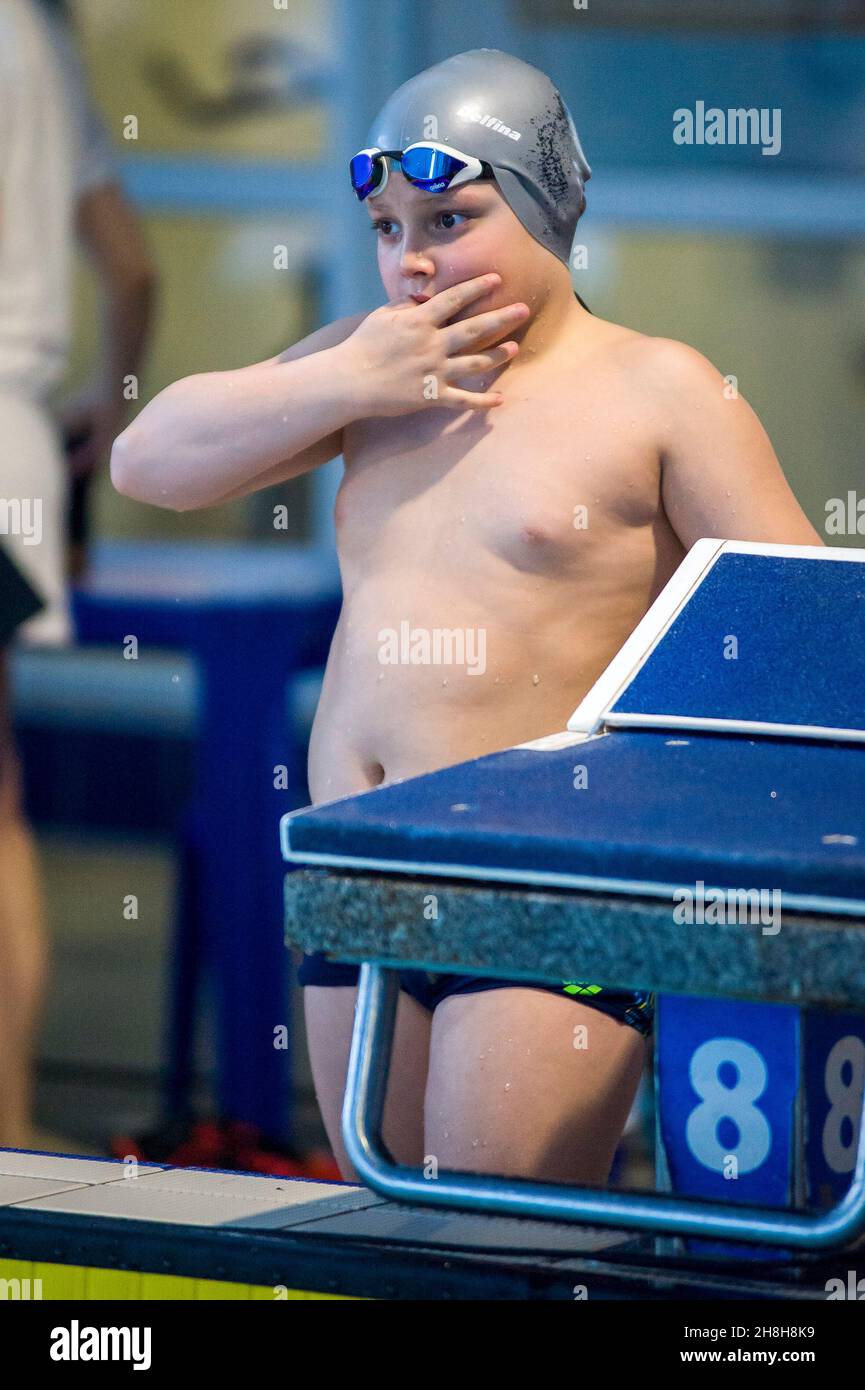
<box><xmin>0</xmin><ymin>648</ymin><xmax>49</xmax><ymax>1147</ymax></box>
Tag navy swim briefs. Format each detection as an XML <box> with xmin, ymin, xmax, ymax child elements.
<box><xmin>297</xmin><ymin>952</ymin><xmax>654</xmax><ymax>1037</ymax></box>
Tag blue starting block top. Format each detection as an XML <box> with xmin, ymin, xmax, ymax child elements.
<box><xmin>281</xmin><ymin>540</ymin><xmax>865</xmax><ymax>918</ymax></box>
<box><xmin>569</xmin><ymin>540</ymin><xmax>865</xmax><ymax>742</ymax></box>
<box><xmin>281</xmin><ymin>728</ymin><xmax>865</xmax><ymax>915</ymax></box>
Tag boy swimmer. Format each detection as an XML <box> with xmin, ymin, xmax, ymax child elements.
<box><xmin>112</xmin><ymin>49</ymin><xmax>823</xmax><ymax>1185</ymax></box>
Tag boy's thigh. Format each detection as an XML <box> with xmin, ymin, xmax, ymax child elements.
<box><xmin>303</xmin><ymin>983</ymin><xmax>433</xmax><ymax>1176</ymax></box>
<box><xmin>424</xmin><ymin>986</ymin><xmax>646</xmax><ymax>1185</ymax></box>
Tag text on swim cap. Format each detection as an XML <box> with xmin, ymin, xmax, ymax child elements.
<box><xmin>457</xmin><ymin>105</ymin><xmax>522</xmax><ymax>141</ymax></box>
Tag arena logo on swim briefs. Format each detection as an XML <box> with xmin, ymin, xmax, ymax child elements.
<box><xmin>673</xmin><ymin>102</ymin><xmax>781</xmax><ymax>156</ymax></box>
<box><xmin>50</xmin><ymin>1320</ymin><xmax>151</xmax><ymax>1369</ymax></box>
<box><xmin>0</xmin><ymin>496</ymin><xmax>42</xmax><ymax>544</ymax></box>
<box><xmin>673</xmin><ymin>880</ymin><xmax>781</xmax><ymax>934</ymax></box>
<box><xmin>377</xmin><ymin>622</ymin><xmax>486</xmax><ymax>675</ymax></box>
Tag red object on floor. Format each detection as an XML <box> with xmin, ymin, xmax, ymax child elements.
<box><xmin>109</xmin><ymin>1118</ymin><xmax>341</xmax><ymax>1181</ymax></box>
<box><xmin>298</xmin><ymin>1149</ymin><xmax>343</xmax><ymax>1182</ymax></box>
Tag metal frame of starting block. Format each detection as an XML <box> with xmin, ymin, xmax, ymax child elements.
<box><xmin>342</xmin><ymin>962</ymin><xmax>865</xmax><ymax>1250</ymax></box>
<box><xmin>283</xmin><ymin>539</ymin><xmax>865</xmax><ymax>1250</ymax></box>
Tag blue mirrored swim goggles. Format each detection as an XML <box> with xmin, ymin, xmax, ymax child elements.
<box><xmin>349</xmin><ymin>141</ymin><xmax>495</xmax><ymax>201</ymax></box>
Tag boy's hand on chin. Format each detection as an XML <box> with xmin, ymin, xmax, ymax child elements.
<box><xmin>336</xmin><ymin>273</ymin><xmax>528</xmax><ymax>418</ymax></box>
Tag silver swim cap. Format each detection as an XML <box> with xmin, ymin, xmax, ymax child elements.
<box><xmin>365</xmin><ymin>48</ymin><xmax>591</xmax><ymax>269</ymax></box>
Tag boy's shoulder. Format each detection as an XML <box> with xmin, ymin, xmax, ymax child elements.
<box><xmin>597</xmin><ymin>321</ymin><xmax>723</xmax><ymax>397</ymax></box>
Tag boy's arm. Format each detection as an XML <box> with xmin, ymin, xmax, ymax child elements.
<box><xmin>111</xmin><ymin>311</ymin><xmax>368</xmax><ymax>512</ymax></box>
<box><xmin>646</xmin><ymin>340</ymin><xmax>825</xmax><ymax>550</ymax></box>
<box><xmin>204</xmin><ymin>313</ymin><xmax>370</xmax><ymax>506</ymax></box>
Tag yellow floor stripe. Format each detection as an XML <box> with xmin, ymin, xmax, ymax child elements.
<box><xmin>86</xmin><ymin>1268</ymin><xmax>143</xmax><ymax>1299</ymax></box>
<box><xmin>0</xmin><ymin>1258</ymin><xmax>359</xmax><ymax>1301</ymax></box>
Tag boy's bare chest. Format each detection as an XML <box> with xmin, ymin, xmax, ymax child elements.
<box><xmin>338</xmin><ymin>384</ymin><xmax>662</xmax><ymax>574</ymax></box>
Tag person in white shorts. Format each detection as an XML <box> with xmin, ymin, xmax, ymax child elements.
<box><xmin>0</xmin><ymin>0</ymin><xmax>157</xmax><ymax>1144</ymax></box>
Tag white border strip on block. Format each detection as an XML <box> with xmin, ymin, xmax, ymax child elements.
<box><xmin>281</xmin><ymin>811</ymin><xmax>300</xmax><ymax>861</ymax></box>
<box><xmin>716</xmin><ymin>540</ymin><xmax>865</xmax><ymax>562</ymax></box>
<box><xmin>513</xmin><ymin>729</ymin><xmax>597</xmax><ymax>751</ymax></box>
<box><xmin>605</xmin><ymin>712</ymin><xmax>865</xmax><ymax>743</ymax></box>
<box><xmin>567</xmin><ymin>537</ymin><xmax>725</xmax><ymax>734</ymax></box>
<box><xmin>280</xmin><ymin>847</ymin><xmax>865</xmax><ymax>920</ymax></box>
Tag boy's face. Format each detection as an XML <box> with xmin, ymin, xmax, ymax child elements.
<box><xmin>364</xmin><ymin>167</ymin><xmax>561</xmax><ymax>324</ymax></box>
